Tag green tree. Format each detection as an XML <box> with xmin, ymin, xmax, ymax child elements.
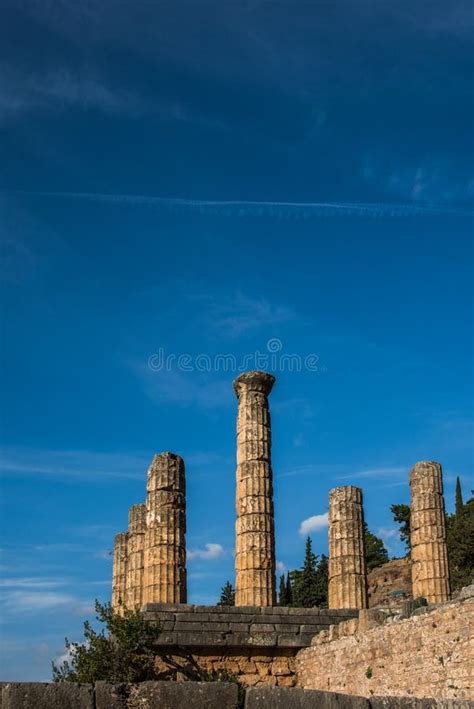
<box><xmin>285</xmin><ymin>572</ymin><xmax>293</xmax><ymax>606</ymax></box>
<box><xmin>217</xmin><ymin>580</ymin><xmax>235</xmax><ymax>606</ymax></box>
<box><xmin>364</xmin><ymin>522</ymin><xmax>389</xmax><ymax>571</ymax></box>
<box><xmin>447</xmin><ymin>493</ymin><xmax>474</xmax><ymax>591</ymax></box>
<box><xmin>391</xmin><ymin>503</ymin><xmax>411</xmax><ymax>553</ymax></box>
<box><xmin>278</xmin><ymin>574</ymin><xmax>288</xmax><ymax>606</ymax></box>
<box><xmin>455</xmin><ymin>476</ymin><xmax>464</xmax><ymax>516</ymax></box>
<box><xmin>292</xmin><ymin>537</ymin><xmax>320</xmax><ymax>607</ymax></box>
<box><xmin>52</xmin><ymin>601</ymin><xmax>162</xmax><ymax>683</ymax></box>
<box><xmin>314</xmin><ymin>553</ymin><xmax>328</xmax><ymax>607</ymax></box>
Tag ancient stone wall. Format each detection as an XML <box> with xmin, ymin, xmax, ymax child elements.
<box><xmin>296</xmin><ymin>591</ymin><xmax>473</xmax><ymax>700</ymax></box>
<box><xmin>142</xmin><ymin>603</ymin><xmax>358</xmax><ymax>687</ymax></box>
<box><xmin>2</xmin><ymin>682</ymin><xmax>472</xmax><ymax>708</ymax></box>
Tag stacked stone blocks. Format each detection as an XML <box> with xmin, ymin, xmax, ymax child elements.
<box><xmin>328</xmin><ymin>485</ymin><xmax>367</xmax><ymax>610</ymax></box>
<box><xmin>234</xmin><ymin>371</ymin><xmax>276</xmax><ymax>607</ymax></box>
<box><xmin>409</xmin><ymin>461</ymin><xmax>451</xmax><ymax>604</ymax></box>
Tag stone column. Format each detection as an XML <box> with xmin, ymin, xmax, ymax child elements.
<box><xmin>125</xmin><ymin>503</ymin><xmax>146</xmax><ymax>610</ymax></box>
<box><xmin>112</xmin><ymin>531</ymin><xmax>128</xmax><ymax>612</ymax></box>
<box><xmin>234</xmin><ymin>370</ymin><xmax>276</xmax><ymax>607</ymax></box>
<box><xmin>143</xmin><ymin>452</ymin><xmax>187</xmax><ymax>604</ymax></box>
<box><xmin>328</xmin><ymin>485</ymin><xmax>367</xmax><ymax>609</ymax></box>
<box><xmin>410</xmin><ymin>461</ymin><xmax>451</xmax><ymax>603</ymax></box>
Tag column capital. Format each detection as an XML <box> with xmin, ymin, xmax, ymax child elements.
<box><xmin>329</xmin><ymin>485</ymin><xmax>363</xmax><ymax>502</ymax></box>
<box><xmin>233</xmin><ymin>370</ymin><xmax>275</xmax><ymax>398</ymax></box>
<box><xmin>150</xmin><ymin>451</ymin><xmax>183</xmax><ymax>465</ymax></box>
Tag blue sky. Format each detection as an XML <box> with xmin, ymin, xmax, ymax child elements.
<box><xmin>1</xmin><ymin>0</ymin><xmax>473</xmax><ymax>682</ymax></box>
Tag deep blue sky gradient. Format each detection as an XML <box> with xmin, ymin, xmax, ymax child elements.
<box><xmin>1</xmin><ymin>0</ymin><xmax>473</xmax><ymax>680</ymax></box>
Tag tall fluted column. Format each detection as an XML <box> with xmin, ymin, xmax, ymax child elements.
<box><xmin>112</xmin><ymin>531</ymin><xmax>128</xmax><ymax>612</ymax></box>
<box><xmin>143</xmin><ymin>452</ymin><xmax>187</xmax><ymax>604</ymax></box>
<box><xmin>410</xmin><ymin>461</ymin><xmax>451</xmax><ymax>603</ymax></box>
<box><xmin>328</xmin><ymin>485</ymin><xmax>367</xmax><ymax>609</ymax></box>
<box><xmin>125</xmin><ymin>503</ymin><xmax>146</xmax><ymax>610</ymax></box>
<box><xmin>234</xmin><ymin>371</ymin><xmax>276</xmax><ymax>607</ymax></box>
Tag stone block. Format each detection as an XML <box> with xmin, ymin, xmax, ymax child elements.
<box><xmin>370</xmin><ymin>699</ymin><xmax>472</xmax><ymax>708</ymax></box>
<box><xmin>277</xmin><ymin>634</ymin><xmax>306</xmax><ymax>647</ymax></box>
<box><xmin>300</xmin><ymin>624</ymin><xmax>326</xmax><ymax>634</ymax></box>
<box><xmin>1</xmin><ymin>683</ymin><xmax>94</xmax><ymax>709</ymax></box>
<box><xmin>250</xmin><ymin>623</ymin><xmax>275</xmax><ymax>633</ymax></box>
<box><xmin>249</xmin><ymin>631</ymin><xmax>277</xmax><ymax>646</ymax></box>
<box><xmin>229</xmin><ymin>622</ymin><xmax>251</xmax><ymax>632</ymax></box>
<box><xmin>244</xmin><ymin>687</ymin><xmax>369</xmax><ymax>708</ymax></box>
<box><xmin>262</xmin><ymin>606</ymin><xmax>289</xmax><ymax>615</ymax></box>
<box><xmin>175</xmin><ymin>631</ymin><xmax>227</xmax><ymax>645</ymax></box>
<box><xmin>96</xmin><ymin>681</ymin><xmax>238</xmax><ymax>709</ymax></box>
<box><xmin>274</xmin><ymin>623</ymin><xmax>300</xmax><ymax>633</ymax></box>
<box><xmin>143</xmin><ymin>603</ymin><xmax>193</xmax><ymax>613</ymax></box>
<box><xmin>176</xmin><ymin>612</ymin><xmax>210</xmax><ymax>622</ymax></box>
<box><xmin>174</xmin><ymin>621</ymin><xmax>230</xmax><ymax>632</ymax></box>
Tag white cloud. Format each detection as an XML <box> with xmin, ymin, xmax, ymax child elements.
<box><xmin>299</xmin><ymin>512</ymin><xmax>328</xmax><ymax>536</ymax></box>
<box><xmin>0</xmin><ymin>577</ymin><xmax>67</xmax><ymax>589</ymax></box>
<box><xmin>276</xmin><ymin>560</ymin><xmax>286</xmax><ymax>574</ymax></box>
<box><xmin>377</xmin><ymin>527</ymin><xmax>399</xmax><ymax>543</ymax></box>
<box><xmin>187</xmin><ymin>543</ymin><xmax>225</xmax><ymax>561</ymax></box>
<box><xmin>0</xmin><ymin>590</ymin><xmax>75</xmax><ymax>612</ymax></box>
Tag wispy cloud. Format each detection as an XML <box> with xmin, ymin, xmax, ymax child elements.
<box><xmin>187</xmin><ymin>543</ymin><xmax>225</xmax><ymax>561</ymax></box>
<box><xmin>193</xmin><ymin>292</ymin><xmax>294</xmax><ymax>338</ymax></box>
<box><xmin>276</xmin><ymin>560</ymin><xmax>286</xmax><ymax>574</ymax></box>
<box><xmin>0</xmin><ymin>589</ymin><xmax>92</xmax><ymax>614</ymax></box>
<box><xmin>130</xmin><ymin>361</ymin><xmax>232</xmax><ymax>410</ymax></box>
<box><xmin>340</xmin><ymin>466</ymin><xmax>407</xmax><ymax>481</ymax></box>
<box><xmin>5</xmin><ymin>191</ymin><xmax>473</xmax><ymax>217</ymax></box>
<box><xmin>299</xmin><ymin>512</ymin><xmax>329</xmax><ymax>536</ymax></box>
<box><xmin>0</xmin><ymin>577</ymin><xmax>68</xmax><ymax>589</ymax></box>
<box><xmin>0</xmin><ymin>447</ymin><xmax>149</xmax><ymax>480</ymax></box>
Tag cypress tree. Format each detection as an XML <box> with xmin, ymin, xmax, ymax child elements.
<box><xmin>293</xmin><ymin>536</ymin><xmax>319</xmax><ymax>607</ymax></box>
<box><xmin>278</xmin><ymin>574</ymin><xmax>288</xmax><ymax>606</ymax></box>
<box><xmin>314</xmin><ymin>553</ymin><xmax>328</xmax><ymax>607</ymax></box>
<box><xmin>285</xmin><ymin>572</ymin><xmax>293</xmax><ymax>606</ymax></box>
<box><xmin>455</xmin><ymin>476</ymin><xmax>464</xmax><ymax>516</ymax></box>
<box><xmin>217</xmin><ymin>581</ymin><xmax>235</xmax><ymax>606</ymax></box>
<box><xmin>391</xmin><ymin>503</ymin><xmax>411</xmax><ymax>553</ymax></box>
<box><xmin>364</xmin><ymin>522</ymin><xmax>389</xmax><ymax>570</ymax></box>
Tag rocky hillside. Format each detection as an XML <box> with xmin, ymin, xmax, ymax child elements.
<box><xmin>367</xmin><ymin>557</ymin><xmax>412</xmax><ymax>607</ymax></box>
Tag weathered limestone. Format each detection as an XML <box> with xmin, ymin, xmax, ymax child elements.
<box><xmin>125</xmin><ymin>503</ymin><xmax>146</xmax><ymax>610</ymax></box>
<box><xmin>112</xmin><ymin>531</ymin><xmax>128</xmax><ymax>611</ymax></box>
<box><xmin>143</xmin><ymin>452</ymin><xmax>187</xmax><ymax>604</ymax></box>
<box><xmin>328</xmin><ymin>486</ymin><xmax>367</xmax><ymax>609</ymax></box>
<box><xmin>409</xmin><ymin>461</ymin><xmax>451</xmax><ymax>603</ymax></box>
<box><xmin>234</xmin><ymin>371</ymin><xmax>276</xmax><ymax>607</ymax></box>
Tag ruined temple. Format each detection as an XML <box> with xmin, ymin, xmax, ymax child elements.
<box><xmin>111</xmin><ymin>371</ymin><xmax>459</xmax><ymax>694</ymax></box>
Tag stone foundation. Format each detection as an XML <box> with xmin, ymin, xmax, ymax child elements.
<box><xmin>2</xmin><ymin>683</ymin><xmax>471</xmax><ymax>708</ymax></box>
<box><xmin>143</xmin><ymin>603</ymin><xmax>358</xmax><ymax>687</ymax></box>
<box><xmin>296</xmin><ymin>590</ymin><xmax>473</xmax><ymax>700</ymax></box>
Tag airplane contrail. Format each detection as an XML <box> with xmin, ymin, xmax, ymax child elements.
<box><xmin>3</xmin><ymin>190</ymin><xmax>473</xmax><ymax>218</ymax></box>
